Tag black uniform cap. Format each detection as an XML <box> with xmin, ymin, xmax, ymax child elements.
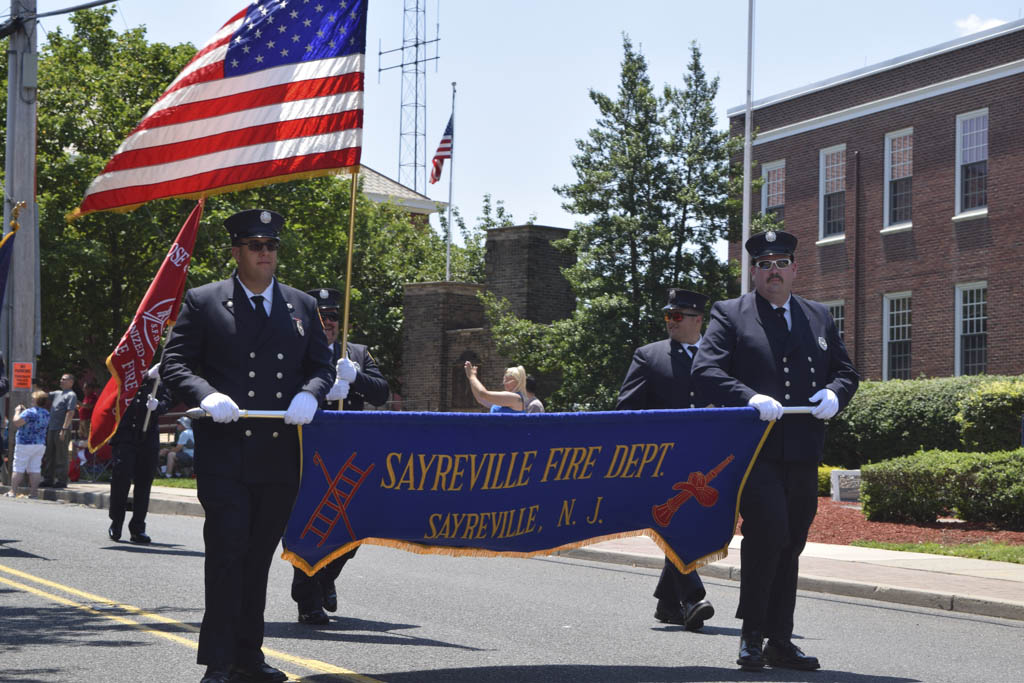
<box><xmin>745</xmin><ymin>230</ymin><xmax>798</xmax><ymax>259</ymax></box>
<box><xmin>225</xmin><ymin>209</ymin><xmax>284</xmax><ymax>243</ymax></box>
<box><xmin>306</xmin><ymin>288</ymin><xmax>341</xmax><ymax>309</ymax></box>
<box><xmin>663</xmin><ymin>288</ymin><xmax>708</xmax><ymax>311</ymax></box>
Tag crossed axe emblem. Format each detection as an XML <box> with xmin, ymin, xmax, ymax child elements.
<box><xmin>651</xmin><ymin>454</ymin><xmax>735</xmax><ymax>527</ymax></box>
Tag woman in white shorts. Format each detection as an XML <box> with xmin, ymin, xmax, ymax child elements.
<box><xmin>8</xmin><ymin>390</ymin><xmax>51</xmax><ymax>497</ymax></box>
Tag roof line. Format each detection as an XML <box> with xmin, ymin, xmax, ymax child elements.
<box><xmin>727</xmin><ymin>17</ymin><xmax>1024</xmax><ymax>116</ymax></box>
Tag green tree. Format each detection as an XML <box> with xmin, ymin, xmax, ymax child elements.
<box><xmin>484</xmin><ymin>36</ymin><xmax>739</xmax><ymax>410</ymax></box>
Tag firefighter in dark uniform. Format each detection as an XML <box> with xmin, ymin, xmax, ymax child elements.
<box><xmin>616</xmin><ymin>288</ymin><xmax>715</xmax><ymax>632</ymax></box>
<box><xmin>290</xmin><ymin>288</ymin><xmax>390</xmax><ymax>625</ymax></box>
<box><xmin>161</xmin><ymin>209</ymin><xmax>334</xmax><ymax>683</ymax></box>
<box><xmin>692</xmin><ymin>230</ymin><xmax>858</xmax><ymax>672</ymax></box>
<box><xmin>107</xmin><ymin>364</ymin><xmax>173</xmax><ymax>544</ymax></box>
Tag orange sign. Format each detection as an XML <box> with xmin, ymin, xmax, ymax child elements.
<box><xmin>12</xmin><ymin>362</ymin><xmax>32</xmax><ymax>390</ymax></box>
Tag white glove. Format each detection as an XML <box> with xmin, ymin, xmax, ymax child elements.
<box><xmin>748</xmin><ymin>393</ymin><xmax>784</xmax><ymax>421</ymax></box>
<box><xmin>809</xmin><ymin>388</ymin><xmax>839</xmax><ymax>420</ymax></box>
<box><xmin>337</xmin><ymin>357</ymin><xmax>358</xmax><ymax>383</ymax></box>
<box><xmin>146</xmin><ymin>396</ymin><xmax>159</xmax><ymax>412</ymax></box>
<box><xmin>326</xmin><ymin>378</ymin><xmax>350</xmax><ymax>401</ymax></box>
<box><xmin>200</xmin><ymin>392</ymin><xmax>240</xmax><ymax>423</ymax></box>
<box><xmin>284</xmin><ymin>390</ymin><xmax>318</xmax><ymax>425</ymax></box>
<box><xmin>147</xmin><ymin>364</ymin><xmax>160</xmax><ymax>380</ymax></box>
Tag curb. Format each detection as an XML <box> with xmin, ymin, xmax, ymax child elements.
<box><xmin>557</xmin><ymin>548</ymin><xmax>1024</xmax><ymax>623</ymax></box>
<box><xmin>2</xmin><ymin>485</ymin><xmax>206</xmax><ymax>518</ymax></box>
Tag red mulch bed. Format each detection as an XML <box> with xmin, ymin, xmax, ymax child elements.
<box><xmin>804</xmin><ymin>497</ymin><xmax>1024</xmax><ymax>546</ymax></box>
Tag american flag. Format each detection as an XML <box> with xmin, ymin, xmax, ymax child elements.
<box><xmin>71</xmin><ymin>0</ymin><xmax>368</xmax><ymax>219</ymax></box>
<box><xmin>429</xmin><ymin>115</ymin><xmax>453</xmax><ymax>184</ymax></box>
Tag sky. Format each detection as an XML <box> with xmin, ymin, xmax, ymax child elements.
<box><xmin>33</xmin><ymin>0</ymin><xmax>1021</xmax><ymax>237</ymax></box>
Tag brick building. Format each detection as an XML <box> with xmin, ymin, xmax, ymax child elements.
<box><xmin>728</xmin><ymin>19</ymin><xmax>1024</xmax><ymax>380</ymax></box>
<box><xmin>401</xmin><ymin>225</ymin><xmax>574</xmax><ymax>411</ymax></box>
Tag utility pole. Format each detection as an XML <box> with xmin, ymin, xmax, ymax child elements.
<box><xmin>3</xmin><ymin>0</ymin><xmax>39</xmax><ymax>478</ymax></box>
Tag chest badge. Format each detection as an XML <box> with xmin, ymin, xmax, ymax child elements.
<box><xmin>818</xmin><ymin>336</ymin><xmax>828</xmax><ymax>351</ymax></box>
<box><xmin>295</xmin><ymin>318</ymin><xmax>305</xmax><ymax>336</ymax></box>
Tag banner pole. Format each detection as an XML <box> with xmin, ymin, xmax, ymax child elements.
<box><xmin>337</xmin><ymin>166</ymin><xmax>361</xmax><ymax>410</ymax></box>
<box><xmin>445</xmin><ymin>82</ymin><xmax>456</xmax><ymax>281</ymax></box>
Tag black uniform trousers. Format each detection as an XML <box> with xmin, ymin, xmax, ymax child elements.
<box><xmin>736</xmin><ymin>459</ymin><xmax>818</xmax><ymax>639</ymax></box>
<box><xmin>290</xmin><ymin>549</ymin><xmax>355</xmax><ymax>612</ymax></box>
<box><xmin>198</xmin><ymin>475</ymin><xmax>298</xmax><ymax>667</ymax></box>
<box><xmin>109</xmin><ymin>436</ymin><xmax>160</xmax><ymax>534</ymax></box>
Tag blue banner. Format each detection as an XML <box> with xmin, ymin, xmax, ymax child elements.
<box><xmin>283</xmin><ymin>408</ymin><xmax>771</xmax><ymax>576</ymax></box>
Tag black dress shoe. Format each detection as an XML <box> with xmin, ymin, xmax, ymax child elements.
<box><xmin>230</xmin><ymin>661</ymin><xmax>287</xmax><ymax>682</ymax></box>
<box><xmin>765</xmin><ymin>638</ymin><xmax>821</xmax><ymax>670</ymax></box>
<box><xmin>681</xmin><ymin>599</ymin><xmax>714</xmax><ymax>631</ymax></box>
<box><xmin>737</xmin><ymin>631</ymin><xmax>765</xmax><ymax>671</ymax></box>
<box><xmin>200</xmin><ymin>666</ymin><xmax>231</xmax><ymax>683</ymax></box>
<box><xmin>129</xmin><ymin>531</ymin><xmax>152</xmax><ymax>545</ymax></box>
<box><xmin>654</xmin><ymin>600</ymin><xmax>686</xmax><ymax>625</ymax></box>
<box><xmin>298</xmin><ymin>608</ymin><xmax>329</xmax><ymax>626</ymax></box>
<box><xmin>323</xmin><ymin>586</ymin><xmax>338</xmax><ymax>612</ymax></box>
<box><xmin>108</xmin><ymin>523</ymin><xmax>123</xmax><ymax>542</ymax></box>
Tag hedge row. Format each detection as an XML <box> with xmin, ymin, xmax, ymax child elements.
<box><xmin>823</xmin><ymin>375</ymin><xmax>1024</xmax><ymax>468</ymax></box>
<box><xmin>860</xmin><ymin>448</ymin><xmax>1024</xmax><ymax>529</ymax></box>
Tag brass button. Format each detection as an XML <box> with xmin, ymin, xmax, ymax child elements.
<box><xmin>276</xmin><ymin>372</ymin><xmax>283</xmax><ymax>379</ymax></box>
<box><xmin>277</xmin><ymin>353</ymin><xmax>284</xmax><ymax>360</ymax></box>
<box><xmin>248</xmin><ymin>371</ymin><xmax>255</xmax><ymax>378</ymax></box>
<box><xmin>782</xmin><ymin>356</ymin><xmax>788</xmax><ymax>363</ymax></box>
<box><xmin>272</xmin><ymin>432</ymin><xmax>279</xmax><ymax>438</ymax></box>
<box><xmin>784</xmin><ymin>367</ymin><xmax>790</xmax><ymax>374</ymax></box>
<box><xmin>276</xmin><ymin>392</ymin><xmax>283</xmax><ymax>399</ymax></box>
<box><xmin>812</xmin><ymin>381</ymin><xmax>818</xmax><ymax>387</ymax></box>
<box><xmin>810</xmin><ymin>368</ymin><xmax>816</xmax><ymax>374</ymax></box>
<box><xmin>245</xmin><ymin>429</ymin><xmax>252</xmax><ymax>437</ymax></box>
<box><xmin>785</xmin><ymin>394</ymin><xmax>791</xmax><ymax>400</ymax></box>
<box><xmin>250</xmin><ymin>352</ymin><xmax>256</xmax><ymax>359</ymax></box>
<box><xmin>247</xmin><ymin>390</ymin><xmax>255</xmax><ymax>397</ymax></box>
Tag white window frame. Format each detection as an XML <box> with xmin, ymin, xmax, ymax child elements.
<box><xmin>822</xmin><ymin>299</ymin><xmax>845</xmax><ymax>340</ymax></box>
<box><xmin>954</xmin><ymin>281</ymin><xmax>987</xmax><ymax>376</ymax></box>
<box><xmin>761</xmin><ymin>160</ymin><xmax>786</xmax><ymax>216</ymax></box>
<box><xmin>882</xmin><ymin>291</ymin><xmax>912</xmax><ymax>381</ymax></box>
<box><xmin>954</xmin><ymin>108</ymin><xmax>989</xmax><ymax>219</ymax></box>
<box><xmin>882</xmin><ymin>128</ymin><xmax>913</xmax><ymax>232</ymax></box>
<box><xmin>818</xmin><ymin>144</ymin><xmax>847</xmax><ymax>243</ymax></box>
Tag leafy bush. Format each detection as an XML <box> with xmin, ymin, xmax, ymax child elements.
<box><xmin>824</xmin><ymin>375</ymin><xmax>1001</xmax><ymax>468</ymax></box>
<box><xmin>862</xmin><ymin>448</ymin><xmax>1024</xmax><ymax>528</ymax></box>
<box><xmin>817</xmin><ymin>465</ymin><xmax>837</xmax><ymax>496</ymax></box>
<box><xmin>955</xmin><ymin>378</ymin><xmax>1024</xmax><ymax>452</ymax></box>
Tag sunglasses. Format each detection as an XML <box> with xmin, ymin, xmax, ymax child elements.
<box><xmin>754</xmin><ymin>258</ymin><xmax>792</xmax><ymax>270</ymax></box>
<box><xmin>664</xmin><ymin>311</ymin><xmax>701</xmax><ymax>322</ymax></box>
<box><xmin>320</xmin><ymin>311</ymin><xmax>340</xmax><ymax>322</ymax></box>
<box><xmin>239</xmin><ymin>239</ymin><xmax>280</xmax><ymax>252</ymax></box>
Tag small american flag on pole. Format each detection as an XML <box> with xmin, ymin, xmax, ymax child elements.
<box><xmin>429</xmin><ymin>115</ymin><xmax>453</xmax><ymax>184</ymax></box>
<box><xmin>70</xmin><ymin>0</ymin><xmax>368</xmax><ymax>219</ymax></box>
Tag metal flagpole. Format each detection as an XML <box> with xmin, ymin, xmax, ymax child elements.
<box><xmin>741</xmin><ymin>0</ymin><xmax>755</xmax><ymax>294</ymax></box>
<box><xmin>445</xmin><ymin>82</ymin><xmax>456</xmax><ymax>281</ymax></box>
<box><xmin>336</xmin><ymin>166</ymin><xmax>361</xmax><ymax>410</ymax></box>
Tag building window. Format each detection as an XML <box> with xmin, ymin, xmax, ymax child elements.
<box><xmin>823</xmin><ymin>300</ymin><xmax>845</xmax><ymax>340</ymax></box>
<box><xmin>819</xmin><ymin>145</ymin><xmax>846</xmax><ymax>238</ymax></box>
<box><xmin>956</xmin><ymin>109</ymin><xmax>988</xmax><ymax>214</ymax></box>
<box><xmin>885</xmin><ymin>129</ymin><xmax>913</xmax><ymax>226</ymax></box>
<box><xmin>956</xmin><ymin>283</ymin><xmax>987</xmax><ymax>376</ymax></box>
<box><xmin>762</xmin><ymin>160</ymin><xmax>785</xmax><ymax>221</ymax></box>
<box><xmin>883</xmin><ymin>293</ymin><xmax>912</xmax><ymax>380</ymax></box>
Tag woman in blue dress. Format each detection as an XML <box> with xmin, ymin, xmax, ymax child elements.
<box><xmin>463</xmin><ymin>362</ymin><xmax>543</xmax><ymax>413</ymax></box>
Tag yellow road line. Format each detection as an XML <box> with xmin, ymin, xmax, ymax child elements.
<box><xmin>0</xmin><ymin>563</ymin><xmax>381</xmax><ymax>682</ymax></box>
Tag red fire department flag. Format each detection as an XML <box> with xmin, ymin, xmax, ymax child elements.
<box><xmin>88</xmin><ymin>201</ymin><xmax>204</xmax><ymax>451</ymax></box>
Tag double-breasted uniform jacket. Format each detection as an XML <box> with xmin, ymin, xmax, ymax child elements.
<box><xmin>110</xmin><ymin>377</ymin><xmax>173</xmax><ymax>450</ymax></box>
<box><xmin>161</xmin><ymin>276</ymin><xmax>334</xmax><ymax>484</ymax></box>
<box><xmin>691</xmin><ymin>292</ymin><xmax>859</xmax><ymax>462</ymax></box>
<box><xmin>328</xmin><ymin>341</ymin><xmax>390</xmax><ymax>411</ymax></box>
<box><xmin>617</xmin><ymin>338</ymin><xmax>705</xmax><ymax>411</ymax></box>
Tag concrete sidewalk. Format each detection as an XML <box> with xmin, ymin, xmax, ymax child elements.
<box><xmin>7</xmin><ymin>480</ymin><xmax>1024</xmax><ymax>622</ymax></box>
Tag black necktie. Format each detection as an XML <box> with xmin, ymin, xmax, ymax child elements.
<box><xmin>252</xmin><ymin>295</ymin><xmax>269</xmax><ymax>323</ymax></box>
<box><xmin>774</xmin><ymin>307</ymin><xmax>789</xmax><ymax>331</ymax></box>
<box><xmin>686</xmin><ymin>345</ymin><xmax>698</xmax><ymax>357</ymax></box>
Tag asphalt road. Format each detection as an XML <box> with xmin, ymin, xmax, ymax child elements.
<box><xmin>1</xmin><ymin>497</ymin><xmax>1022</xmax><ymax>683</ymax></box>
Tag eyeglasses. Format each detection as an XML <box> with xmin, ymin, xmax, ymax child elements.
<box><xmin>240</xmin><ymin>240</ymin><xmax>280</xmax><ymax>252</ymax></box>
<box><xmin>664</xmin><ymin>311</ymin><xmax>701</xmax><ymax>322</ymax></box>
<box><xmin>320</xmin><ymin>311</ymin><xmax>340</xmax><ymax>322</ymax></box>
<box><xmin>754</xmin><ymin>258</ymin><xmax>792</xmax><ymax>270</ymax></box>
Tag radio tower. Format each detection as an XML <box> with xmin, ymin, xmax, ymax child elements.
<box><xmin>379</xmin><ymin>0</ymin><xmax>439</xmax><ymax>193</ymax></box>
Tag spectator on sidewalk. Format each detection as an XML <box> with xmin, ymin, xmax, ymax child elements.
<box><xmin>78</xmin><ymin>379</ymin><xmax>100</xmax><ymax>440</ymax></box>
<box><xmin>6</xmin><ymin>390</ymin><xmax>51</xmax><ymax>498</ymax></box>
<box><xmin>40</xmin><ymin>373</ymin><xmax>77</xmax><ymax>489</ymax></box>
<box><xmin>162</xmin><ymin>416</ymin><xmax>195</xmax><ymax>477</ymax></box>
<box><xmin>108</xmin><ymin>366</ymin><xmax>173</xmax><ymax>544</ymax></box>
